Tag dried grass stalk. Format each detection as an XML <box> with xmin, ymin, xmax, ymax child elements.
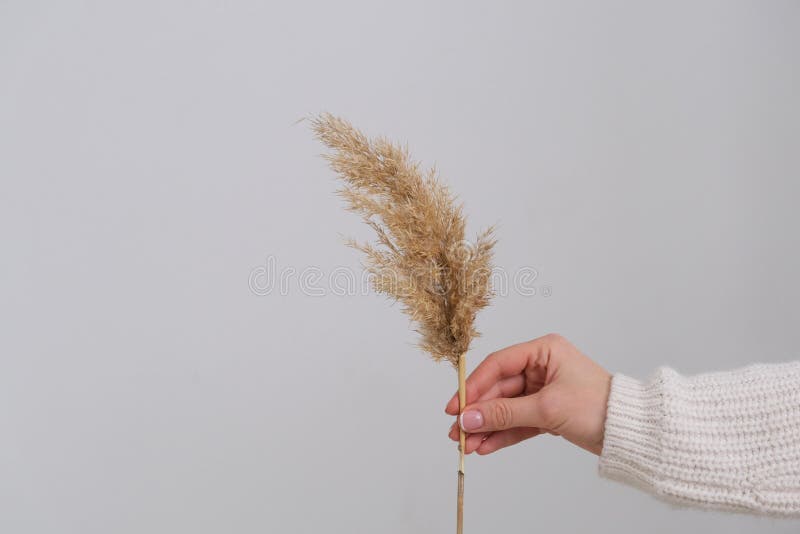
<box><xmin>312</xmin><ymin>113</ymin><xmax>495</xmax><ymax>534</ymax></box>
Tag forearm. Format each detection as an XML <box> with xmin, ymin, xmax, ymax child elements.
<box><xmin>599</xmin><ymin>362</ymin><xmax>800</xmax><ymax>517</ymax></box>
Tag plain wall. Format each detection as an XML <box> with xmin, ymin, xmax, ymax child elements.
<box><xmin>1</xmin><ymin>1</ymin><xmax>799</xmax><ymax>532</ymax></box>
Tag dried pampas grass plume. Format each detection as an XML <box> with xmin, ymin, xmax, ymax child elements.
<box><xmin>312</xmin><ymin>113</ymin><xmax>495</xmax><ymax>534</ymax></box>
<box><xmin>311</xmin><ymin>113</ymin><xmax>495</xmax><ymax>367</ymax></box>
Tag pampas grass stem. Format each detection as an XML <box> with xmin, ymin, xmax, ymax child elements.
<box><xmin>457</xmin><ymin>353</ymin><xmax>466</xmax><ymax>534</ymax></box>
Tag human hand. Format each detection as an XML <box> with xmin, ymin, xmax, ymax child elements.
<box><xmin>446</xmin><ymin>334</ymin><xmax>612</xmax><ymax>456</ymax></box>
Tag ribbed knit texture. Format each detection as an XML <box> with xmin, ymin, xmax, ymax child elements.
<box><xmin>599</xmin><ymin>362</ymin><xmax>800</xmax><ymax>517</ymax></box>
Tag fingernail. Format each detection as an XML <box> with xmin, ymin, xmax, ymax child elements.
<box><xmin>460</xmin><ymin>410</ymin><xmax>483</xmax><ymax>431</ymax></box>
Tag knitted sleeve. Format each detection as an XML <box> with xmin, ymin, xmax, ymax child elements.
<box><xmin>598</xmin><ymin>362</ymin><xmax>800</xmax><ymax>517</ymax></box>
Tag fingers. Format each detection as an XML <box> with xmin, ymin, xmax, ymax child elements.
<box><xmin>443</xmin><ymin>335</ymin><xmax>569</xmax><ymax>455</ymax></box>
<box><xmin>445</xmin><ymin>374</ymin><xmax>526</xmax><ymax>416</ymax></box>
<box><xmin>445</xmin><ymin>341</ymin><xmax>538</xmax><ymax>415</ymax></box>
<box><xmin>449</xmin><ymin>421</ymin><xmax>542</xmax><ymax>454</ymax></box>
<box><xmin>465</xmin><ymin>431</ymin><xmax>488</xmax><ymax>454</ymax></box>
<box><xmin>459</xmin><ymin>394</ymin><xmax>551</xmax><ymax>433</ymax></box>
<box><xmin>476</xmin><ymin>427</ymin><xmax>542</xmax><ymax>455</ymax></box>
<box><xmin>479</xmin><ymin>374</ymin><xmax>526</xmax><ymax>403</ymax></box>
<box><xmin>448</xmin><ymin>422</ymin><xmax>491</xmax><ymax>454</ymax></box>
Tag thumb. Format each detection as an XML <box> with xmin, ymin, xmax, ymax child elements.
<box><xmin>459</xmin><ymin>395</ymin><xmax>546</xmax><ymax>433</ymax></box>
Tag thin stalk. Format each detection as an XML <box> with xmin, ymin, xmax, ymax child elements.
<box><xmin>457</xmin><ymin>353</ymin><xmax>466</xmax><ymax>534</ymax></box>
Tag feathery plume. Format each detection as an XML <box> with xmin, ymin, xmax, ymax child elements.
<box><xmin>312</xmin><ymin>113</ymin><xmax>494</xmax><ymax>366</ymax></box>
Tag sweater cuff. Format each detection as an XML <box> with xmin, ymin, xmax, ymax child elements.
<box><xmin>598</xmin><ymin>372</ymin><xmax>666</xmax><ymax>492</ymax></box>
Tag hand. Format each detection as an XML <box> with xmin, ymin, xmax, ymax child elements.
<box><xmin>446</xmin><ymin>334</ymin><xmax>612</xmax><ymax>456</ymax></box>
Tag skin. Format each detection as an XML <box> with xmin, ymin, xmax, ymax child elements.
<box><xmin>446</xmin><ymin>333</ymin><xmax>612</xmax><ymax>456</ymax></box>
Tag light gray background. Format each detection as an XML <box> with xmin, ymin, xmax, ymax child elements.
<box><xmin>1</xmin><ymin>1</ymin><xmax>799</xmax><ymax>533</ymax></box>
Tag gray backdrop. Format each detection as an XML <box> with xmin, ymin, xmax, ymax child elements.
<box><xmin>2</xmin><ymin>1</ymin><xmax>799</xmax><ymax>533</ymax></box>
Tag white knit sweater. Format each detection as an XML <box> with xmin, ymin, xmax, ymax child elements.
<box><xmin>598</xmin><ymin>362</ymin><xmax>800</xmax><ymax>517</ymax></box>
